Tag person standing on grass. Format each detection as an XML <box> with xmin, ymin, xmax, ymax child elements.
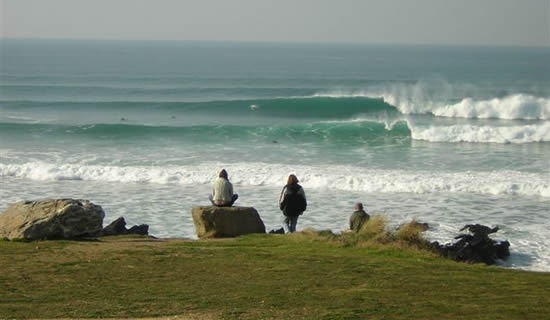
<box><xmin>209</xmin><ymin>169</ymin><xmax>238</xmax><ymax>207</ymax></box>
<box><xmin>279</xmin><ymin>174</ymin><xmax>307</xmax><ymax>233</ymax></box>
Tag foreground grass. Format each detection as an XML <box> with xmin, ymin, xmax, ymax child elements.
<box><xmin>1</xmin><ymin>233</ymin><xmax>549</xmax><ymax>319</ymax></box>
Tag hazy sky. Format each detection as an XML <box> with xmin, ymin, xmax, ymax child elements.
<box><xmin>1</xmin><ymin>0</ymin><xmax>549</xmax><ymax>46</ymax></box>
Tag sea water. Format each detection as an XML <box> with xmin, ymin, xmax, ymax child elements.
<box><xmin>1</xmin><ymin>40</ymin><xmax>549</xmax><ymax>271</ymax></box>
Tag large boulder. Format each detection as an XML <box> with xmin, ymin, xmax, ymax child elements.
<box><xmin>0</xmin><ymin>199</ymin><xmax>104</xmax><ymax>240</ymax></box>
<box><xmin>191</xmin><ymin>206</ymin><xmax>265</xmax><ymax>238</ymax></box>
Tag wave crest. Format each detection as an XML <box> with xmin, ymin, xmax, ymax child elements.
<box><xmin>430</xmin><ymin>95</ymin><xmax>550</xmax><ymax>120</ymax></box>
<box><xmin>1</xmin><ymin>162</ymin><xmax>548</xmax><ymax>197</ymax></box>
<box><xmin>313</xmin><ymin>89</ymin><xmax>550</xmax><ymax>120</ymax></box>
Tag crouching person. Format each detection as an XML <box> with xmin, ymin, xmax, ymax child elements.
<box><xmin>350</xmin><ymin>202</ymin><xmax>370</xmax><ymax>232</ymax></box>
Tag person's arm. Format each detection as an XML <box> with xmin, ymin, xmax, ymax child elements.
<box><xmin>229</xmin><ymin>181</ymin><xmax>234</xmax><ymax>197</ymax></box>
<box><xmin>279</xmin><ymin>186</ymin><xmax>287</xmax><ymax>210</ymax></box>
<box><xmin>298</xmin><ymin>187</ymin><xmax>307</xmax><ymax>210</ymax></box>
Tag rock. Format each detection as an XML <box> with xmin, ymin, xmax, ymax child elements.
<box><xmin>431</xmin><ymin>224</ymin><xmax>510</xmax><ymax>265</ymax></box>
<box><xmin>460</xmin><ymin>224</ymin><xmax>499</xmax><ymax>235</ymax></box>
<box><xmin>0</xmin><ymin>199</ymin><xmax>104</xmax><ymax>240</ymax></box>
<box><xmin>102</xmin><ymin>217</ymin><xmax>149</xmax><ymax>236</ymax></box>
<box><xmin>191</xmin><ymin>206</ymin><xmax>265</xmax><ymax>238</ymax></box>
<box><xmin>102</xmin><ymin>217</ymin><xmax>127</xmax><ymax>236</ymax></box>
<box><xmin>269</xmin><ymin>227</ymin><xmax>285</xmax><ymax>234</ymax></box>
<box><xmin>495</xmin><ymin>240</ymin><xmax>511</xmax><ymax>259</ymax></box>
<box><xmin>127</xmin><ymin>224</ymin><xmax>149</xmax><ymax>235</ymax></box>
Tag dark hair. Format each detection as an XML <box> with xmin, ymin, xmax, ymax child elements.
<box><xmin>219</xmin><ymin>169</ymin><xmax>228</xmax><ymax>179</ymax></box>
<box><xmin>287</xmin><ymin>174</ymin><xmax>299</xmax><ymax>185</ymax></box>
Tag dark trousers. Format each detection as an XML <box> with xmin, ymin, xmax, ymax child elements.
<box><xmin>284</xmin><ymin>215</ymin><xmax>299</xmax><ymax>233</ymax></box>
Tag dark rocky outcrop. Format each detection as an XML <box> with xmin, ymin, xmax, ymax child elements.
<box><xmin>0</xmin><ymin>199</ymin><xmax>104</xmax><ymax>240</ymax></box>
<box><xmin>269</xmin><ymin>227</ymin><xmax>285</xmax><ymax>234</ymax></box>
<box><xmin>101</xmin><ymin>217</ymin><xmax>149</xmax><ymax>236</ymax></box>
<box><xmin>127</xmin><ymin>224</ymin><xmax>149</xmax><ymax>235</ymax></box>
<box><xmin>191</xmin><ymin>206</ymin><xmax>265</xmax><ymax>238</ymax></box>
<box><xmin>102</xmin><ymin>217</ymin><xmax>127</xmax><ymax>236</ymax></box>
<box><xmin>431</xmin><ymin>224</ymin><xmax>510</xmax><ymax>265</ymax></box>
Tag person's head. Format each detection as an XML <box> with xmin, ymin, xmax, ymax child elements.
<box><xmin>354</xmin><ymin>202</ymin><xmax>364</xmax><ymax>211</ymax></box>
<box><xmin>287</xmin><ymin>174</ymin><xmax>299</xmax><ymax>185</ymax></box>
<box><xmin>219</xmin><ymin>169</ymin><xmax>228</xmax><ymax>179</ymax></box>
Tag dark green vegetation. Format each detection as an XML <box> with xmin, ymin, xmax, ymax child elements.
<box><xmin>1</xmin><ymin>221</ymin><xmax>549</xmax><ymax>319</ymax></box>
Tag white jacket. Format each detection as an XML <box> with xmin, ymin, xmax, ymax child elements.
<box><xmin>212</xmin><ymin>177</ymin><xmax>234</xmax><ymax>205</ymax></box>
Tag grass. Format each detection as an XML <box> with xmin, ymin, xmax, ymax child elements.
<box><xmin>0</xmin><ymin>221</ymin><xmax>549</xmax><ymax>319</ymax></box>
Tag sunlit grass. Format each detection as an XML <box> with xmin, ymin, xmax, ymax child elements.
<box><xmin>1</xmin><ymin>226</ymin><xmax>549</xmax><ymax>319</ymax></box>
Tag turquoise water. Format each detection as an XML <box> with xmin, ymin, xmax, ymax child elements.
<box><xmin>1</xmin><ymin>40</ymin><xmax>549</xmax><ymax>270</ymax></box>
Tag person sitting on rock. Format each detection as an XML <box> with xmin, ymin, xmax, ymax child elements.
<box><xmin>209</xmin><ymin>169</ymin><xmax>238</xmax><ymax>207</ymax></box>
<box><xmin>350</xmin><ymin>202</ymin><xmax>370</xmax><ymax>232</ymax></box>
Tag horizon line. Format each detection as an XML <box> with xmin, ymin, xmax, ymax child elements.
<box><xmin>2</xmin><ymin>36</ymin><xmax>549</xmax><ymax>49</ymax></box>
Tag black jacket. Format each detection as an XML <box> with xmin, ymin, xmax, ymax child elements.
<box><xmin>279</xmin><ymin>183</ymin><xmax>307</xmax><ymax>217</ymax></box>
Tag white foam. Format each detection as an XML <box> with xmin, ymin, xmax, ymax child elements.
<box><xmin>313</xmin><ymin>89</ymin><xmax>550</xmax><ymax>120</ymax></box>
<box><xmin>2</xmin><ymin>115</ymin><xmax>40</xmax><ymax>123</ymax></box>
<box><xmin>409</xmin><ymin>122</ymin><xmax>550</xmax><ymax>144</ymax></box>
<box><xmin>431</xmin><ymin>95</ymin><xmax>550</xmax><ymax>120</ymax></box>
<box><xmin>1</xmin><ymin>162</ymin><xmax>548</xmax><ymax>198</ymax></box>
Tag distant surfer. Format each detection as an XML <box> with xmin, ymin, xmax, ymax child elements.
<box><xmin>120</xmin><ymin>117</ymin><xmax>126</xmax><ymax>121</ymax></box>
<box><xmin>249</xmin><ymin>104</ymin><xmax>259</xmax><ymax>111</ymax></box>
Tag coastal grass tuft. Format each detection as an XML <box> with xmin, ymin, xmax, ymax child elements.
<box><xmin>1</xmin><ymin>232</ymin><xmax>549</xmax><ymax>319</ymax></box>
<box><xmin>355</xmin><ymin>215</ymin><xmax>394</xmax><ymax>245</ymax></box>
<box><xmin>308</xmin><ymin>216</ymin><xmax>433</xmax><ymax>251</ymax></box>
<box><xmin>394</xmin><ymin>219</ymin><xmax>432</xmax><ymax>248</ymax></box>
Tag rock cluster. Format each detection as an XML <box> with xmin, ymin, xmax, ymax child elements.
<box><xmin>269</xmin><ymin>227</ymin><xmax>285</xmax><ymax>234</ymax></box>
<box><xmin>0</xmin><ymin>199</ymin><xmax>149</xmax><ymax>240</ymax></box>
<box><xmin>101</xmin><ymin>217</ymin><xmax>149</xmax><ymax>236</ymax></box>
<box><xmin>191</xmin><ymin>206</ymin><xmax>265</xmax><ymax>238</ymax></box>
<box><xmin>431</xmin><ymin>224</ymin><xmax>510</xmax><ymax>265</ymax></box>
<box><xmin>0</xmin><ymin>199</ymin><xmax>104</xmax><ymax>240</ymax></box>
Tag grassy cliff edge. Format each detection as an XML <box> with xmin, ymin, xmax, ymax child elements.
<box><xmin>1</xmin><ymin>221</ymin><xmax>549</xmax><ymax>319</ymax></box>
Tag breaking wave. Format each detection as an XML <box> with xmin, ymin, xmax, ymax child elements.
<box><xmin>1</xmin><ymin>162</ymin><xmax>548</xmax><ymax>198</ymax></box>
<box><xmin>312</xmin><ymin>92</ymin><xmax>550</xmax><ymax>120</ymax></box>
<box><xmin>2</xmin><ymin>118</ymin><xmax>549</xmax><ymax>145</ymax></box>
<box><xmin>409</xmin><ymin>122</ymin><xmax>550</xmax><ymax>144</ymax></box>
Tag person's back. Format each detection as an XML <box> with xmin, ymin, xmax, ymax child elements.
<box><xmin>350</xmin><ymin>202</ymin><xmax>370</xmax><ymax>232</ymax></box>
<box><xmin>212</xmin><ymin>177</ymin><xmax>233</xmax><ymax>204</ymax></box>
<box><xmin>210</xmin><ymin>169</ymin><xmax>238</xmax><ymax>207</ymax></box>
<box><xmin>279</xmin><ymin>174</ymin><xmax>307</xmax><ymax>233</ymax></box>
<box><xmin>280</xmin><ymin>183</ymin><xmax>306</xmax><ymax>217</ymax></box>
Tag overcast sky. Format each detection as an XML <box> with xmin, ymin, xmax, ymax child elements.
<box><xmin>1</xmin><ymin>0</ymin><xmax>549</xmax><ymax>46</ymax></box>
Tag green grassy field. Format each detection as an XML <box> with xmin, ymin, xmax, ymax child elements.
<box><xmin>1</xmin><ymin>228</ymin><xmax>549</xmax><ymax>320</ymax></box>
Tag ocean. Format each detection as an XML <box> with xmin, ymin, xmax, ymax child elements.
<box><xmin>1</xmin><ymin>39</ymin><xmax>549</xmax><ymax>271</ymax></box>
